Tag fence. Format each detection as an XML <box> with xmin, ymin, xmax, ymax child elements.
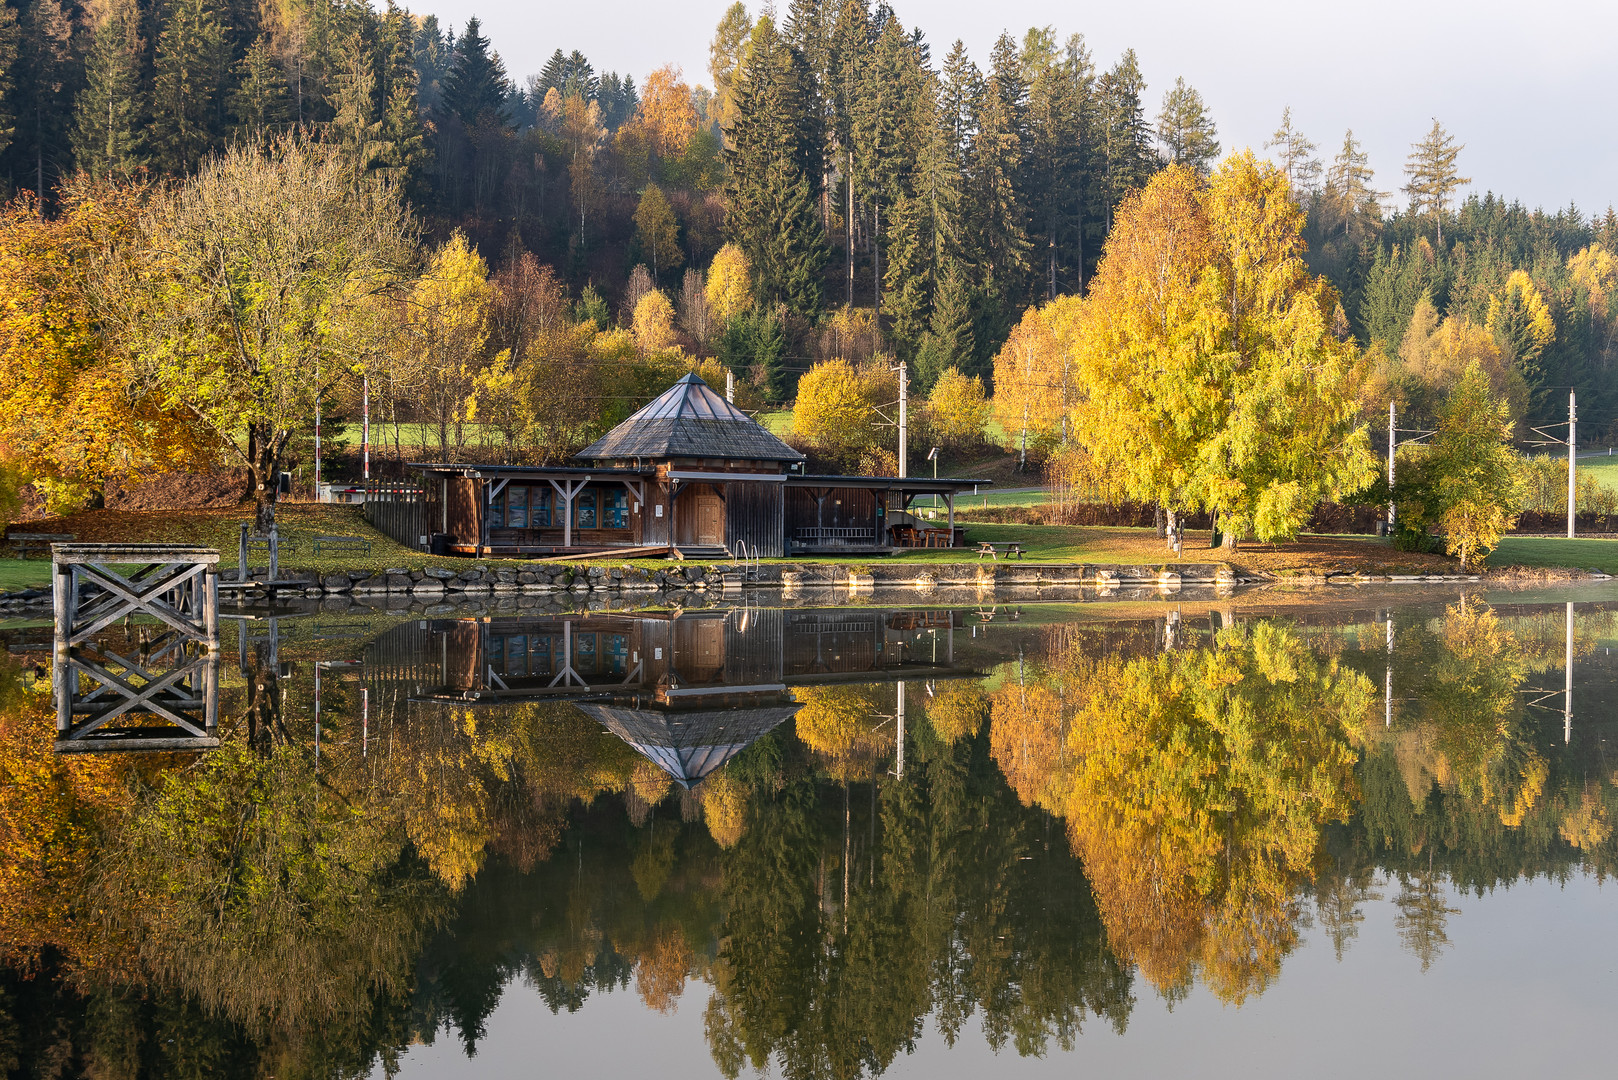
<box><xmin>364</xmin><ymin>481</ymin><xmax>439</xmax><ymax>552</ymax></box>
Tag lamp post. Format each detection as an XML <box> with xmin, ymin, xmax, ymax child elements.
<box><xmin>928</xmin><ymin>446</ymin><xmax>940</xmax><ymax>511</ymax></box>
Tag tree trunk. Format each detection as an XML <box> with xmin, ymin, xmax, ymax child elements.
<box><xmin>1222</xmin><ymin>525</ymin><xmax>1239</xmax><ymax>551</ymax></box>
<box><xmin>1209</xmin><ymin>508</ymin><xmax>1222</xmax><ymax>549</ymax></box>
<box><xmin>1154</xmin><ymin>503</ymin><xmax>1165</xmax><ymax>539</ymax></box>
<box><xmin>245</xmin><ymin>423</ymin><xmax>289</xmax><ymax>535</ymax></box>
<box><xmin>1165</xmin><ymin>507</ymin><xmax>1180</xmax><ymax>553</ymax></box>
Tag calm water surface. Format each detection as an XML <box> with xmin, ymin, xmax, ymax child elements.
<box><xmin>4</xmin><ymin>585</ymin><xmax>1618</xmax><ymax>1078</ymax></box>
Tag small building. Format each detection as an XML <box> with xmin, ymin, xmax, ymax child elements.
<box><xmin>368</xmin><ymin>373</ymin><xmax>987</xmax><ymax>558</ymax></box>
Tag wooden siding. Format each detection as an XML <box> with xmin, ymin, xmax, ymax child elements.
<box><xmin>783</xmin><ymin>486</ymin><xmax>882</xmax><ymax>549</ymax></box>
<box><xmin>725</xmin><ymin>481</ymin><xmax>785</xmax><ymax>558</ymax></box>
<box><xmin>363</xmin><ymin>481</ymin><xmax>442</xmax><ymax>552</ymax></box>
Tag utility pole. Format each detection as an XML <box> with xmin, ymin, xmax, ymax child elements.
<box><xmin>1565</xmin><ymin>601</ymin><xmax>1574</xmax><ymax>744</ymax></box>
<box><xmin>1568</xmin><ymin>391</ymin><xmax>1577</xmax><ymax>540</ymax></box>
<box><xmin>314</xmin><ymin>361</ymin><xmax>322</xmax><ymax>501</ymax></box>
<box><xmin>897</xmin><ymin>361</ymin><xmax>908</xmax><ymax>478</ymax></box>
<box><xmin>362</xmin><ymin>376</ymin><xmax>370</xmax><ymax>481</ymax></box>
<box><xmin>1387</xmin><ymin>401</ymin><xmax>1396</xmax><ymax>529</ymax></box>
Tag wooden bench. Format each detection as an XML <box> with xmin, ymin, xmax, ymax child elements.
<box><xmin>976</xmin><ymin>541</ymin><xmax>1025</xmax><ymax>561</ymax></box>
<box><xmin>313</xmin><ymin>534</ymin><xmax>372</xmax><ymax>556</ymax></box>
<box><xmin>244</xmin><ymin>535</ymin><xmax>298</xmax><ymax>556</ymax></box>
<box><xmin>5</xmin><ymin>532</ymin><xmax>75</xmax><ymax>558</ymax></box>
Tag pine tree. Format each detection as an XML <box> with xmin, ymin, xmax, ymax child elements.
<box><xmin>1023</xmin><ymin>30</ymin><xmax>1093</xmax><ymax>297</ymax></box>
<box><xmin>1403</xmin><ymin>119</ymin><xmax>1470</xmax><ymax>245</ymax></box>
<box><xmin>723</xmin><ymin>15</ymin><xmax>827</xmax><ymax>315</ymax></box>
<box><xmin>376</xmin><ymin>2</ymin><xmax>429</xmax><ymax>194</ymax></box>
<box><xmin>0</xmin><ymin>5</ymin><xmax>16</xmax><ymax>161</ymax></box>
<box><xmin>328</xmin><ymin>31</ymin><xmax>383</xmax><ymax>171</ymax></box>
<box><xmin>1096</xmin><ymin>48</ymin><xmax>1155</xmax><ymax>231</ymax></box>
<box><xmin>9</xmin><ymin>0</ymin><xmax>79</xmax><ymax>199</ymax></box>
<box><xmin>1156</xmin><ymin>76</ymin><xmax>1219</xmax><ymax>174</ymax></box>
<box><xmin>852</xmin><ymin>16</ymin><xmax>921</xmax><ymax>314</ymax></box>
<box><xmin>442</xmin><ymin>17</ymin><xmax>510</xmax><ymax>127</ymax></box>
<box><xmin>151</xmin><ymin>0</ymin><xmax>230</xmax><ymax>173</ymax></box>
<box><xmin>1323</xmin><ymin>129</ymin><xmax>1384</xmax><ymax>247</ymax></box>
<box><xmin>230</xmin><ymin>34</ymin><xmax>290</xmax><ymax>142</ymax></box>
<box><xmin>1266</xmin><ymin>106</ymin><xmax>1320</xmax><ymax>196</ymax></box>
<box><xmin>412</xmin><ymin>15</ymin><xmax>452</xmax><ymax>113</ymax></box>
<box><xmin>915</xmin><ymin>255</ymin><xmax>976</xmax><ymax>387</ymax></box>
<box><xmin>968</xmin><ymin>33</ymin><xmax>1032</xmax><ymax>342</ymax></box>
<box><xmin>70</xmin><ymin>0</ymin><xmax>147</xmax><ymax>178</ymax></box>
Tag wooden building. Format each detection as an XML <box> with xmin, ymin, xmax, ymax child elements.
<box><xmin>370</xmin><ymin>374</ymin><xmax>986</xmax><ymax>558</ymax></box>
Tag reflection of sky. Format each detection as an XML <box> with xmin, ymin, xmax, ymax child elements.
<box><xmin>381</xmin><ymin>874</ymin><xmax>1618</xmax><ymax>1079</ymax></box>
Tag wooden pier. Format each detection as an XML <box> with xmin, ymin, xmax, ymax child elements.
<box><xmin>51</xmin><ymin>543</ymin><xmax>222</xmax><ymax>752</ymax></box>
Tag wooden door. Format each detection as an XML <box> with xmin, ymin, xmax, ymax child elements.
<box><xmin>678</xmin><ymin>485</ymin><xmax>725</xmax><ymax>546</ymax></box>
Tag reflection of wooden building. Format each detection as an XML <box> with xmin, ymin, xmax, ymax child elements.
<box><xmin>369</xmin><ymin>374</ymin><xmax>984</xmax><ymax>558</ymax></box>
<box><xmin>364</xmin><ymin>607</ymin><xmax>969</xmax><ymax>785</ymax></box>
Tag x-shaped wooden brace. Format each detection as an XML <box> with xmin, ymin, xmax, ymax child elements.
<box><xmin>69</xmin><ymin>561</ymin><xmax>210</xmax><ymax>645</ymax></box>
<box><xmin>61</xmin><ymin>652</ymin><xmax>210</xmax><ymax>739</ymax></box>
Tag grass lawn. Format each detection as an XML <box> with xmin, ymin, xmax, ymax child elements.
<box><xmin>1579</xmin><ymin>456</ymin><xmax>1618</xmax><ymax>494</ymax></box>
<box><xmin>0</xmin><ymin>559</ymin><xmax>51</xmax><ymax>592</ymax></box>
<box><xmin>1488</xmin><ymin>536</ymin><xmax>1618</xmax><ymax>574</ymax></box>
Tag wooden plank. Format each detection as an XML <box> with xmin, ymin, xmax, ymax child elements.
<box><xmin>543</xmin><ymin>545</ymin><xmax>671</xmax><ymax>562</ymax></box>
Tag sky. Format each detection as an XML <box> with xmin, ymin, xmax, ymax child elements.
<box><xmin>415</xmin><ymin>0</ymin><xmax>1618</xmax><ymax>216</ymax></box>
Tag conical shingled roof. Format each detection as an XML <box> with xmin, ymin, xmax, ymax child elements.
<box><xmin>575</xmin><ymin>374</ymin><xmax>805</xmax><ymax>462</ymax></box>
<box><xmin>573</xmin><ymin>700</ymin><xmax>802</xmax><ymax>787</ymax></box>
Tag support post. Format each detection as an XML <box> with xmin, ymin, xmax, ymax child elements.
<box><xmin>897</xmin><ymin>361</ymin><xmax>908</xmax><ymax>478</ymax></box>
<box><xmin>238</xmin><ymin>522</ymin><xmax>249</xmax><ymax>583</ymax></box>
<box><xmin>314</xmin><ymin>360</ymin><xmax>322</xmax><ymax>499</ymax></box>
<box><xmin>268</xmin><ymin>524</ymin><xmax>279</xmax><ymax>583</ymax></box>
<box><xmin>1569</xmin><ymin>390</ymin><xmax>1577</xmax><ymax>540</ymax></box>
<box><xmin>1388</xmin><ymin>400</ymin><xmax>1396</xmax><ymax>529</ymax></box>
<box><xmin>1566</xmin><ymin>600</ymin><xmax>1574</xmax><ymax>744</ymax></box>
<box><xmin>726</xmin><ymin>370</ymin><xmax>735</xmax><ymax>403</ymax></box>
<box><xmin>202</xmin><ymin>569</ymin><xmax>219</xmax><ymax>652</ymax></box>
<box><xmin>1385</xmin><ymin>615</ymin><xmax>1394</xmax><ymax>728</ymax></box>
<box><xmin>362</xmin><ymin>375</ymin><xmax>371</xmax><ymax>481</ymax></box>
<box><xmin>945</xmin><ymin>493</ymin><xmax>954</xmax><ymax>547</ymax></box>
<box><xmin>895</xmin><ymin>679</ymin><xmax>905</xmax><ymax>779</ymax></box>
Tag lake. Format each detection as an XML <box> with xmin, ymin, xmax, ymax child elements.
<box><xmin>3</xmin><ymin>584</ymin><xmax>1617</xmax><ymax>1078</ymax></box>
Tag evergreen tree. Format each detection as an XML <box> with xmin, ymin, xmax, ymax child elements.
<box><xmin>0</xmin><ymin>4</ymin><xmax>16</xmax><ymax>162</ymax></box>
<box><xmin>8</xmin><ymin>0</ymin><xmax>80</xmax><ymax>199</ymax></box>
<box><xmin>1023</xmin><ymin>30</ymin><xmax>1093</xmax><ymax>297</ymax></box>
<box><xmin>1322</xmin><ymin>129</ymin><xmax>1384</xmax><ymax>247</ymax></box>
<box><xmin>70</xmin><ymin>0</ymin><xmax>147</xmax><ymax>178</ymax></box>
<box><xmin>328</xmin><ymin>31</ymin><xmax>383</xmax><ymax>171</ymax></box>
<box><xmin>915</xmin><ymin>255</ymin><xmax>976</xmax><ymax>387</ymax></box>
<box><xmin>852</xmin><ymin>15</ymin><xmax>921</xmax><ymax>314</ymax></box>
<box><xmin>1266</xmin><ymin>106</ymin><xmax>1320</xmax><ymax>196</ymax></box>
<box><xmin>1156</xmin><ymin>76</ymin><xmax>1219</xmax><ymax>174</ymax></box>
<box><xmin>442</xmin><ymin>17</ymin><xmax>510</xmax><ymax>127</ymax></box>
<box><xmin>967</xmin><ymin>32</ymin><xmax>1032</xmax><ymax>351</ymax></box>
<box><xmin>1096</xmin><ymin>48</ymin><xmax>1155</xmax><ymax>231</ymax></box>
<box><xmin>376</xmin><ymin>2</ymin><xmax>429</xmax><ymax>194</ymax></box>
<box><xmin>723</xmin><ymin>15</ymin><xmax>827</xmax><ymax>315</ymax></box>
<box><xmin>151</xmin><ymin>0</ymin><xmax>230</xmax><ymax>173</ymax></box>
<box><xmin>1403</xmin><ymin>119</ymin><xmax>1470</xmax><ymax>245</ymax></box>
<box><xmin>412</xmin><ymin>15</ymin><xmax>452</xmax><ymax>113</ymax></box>
<box><xmin>230</xmin><ymin>34</ymin><xmax>290</xmax><ymax>142</ymax></box>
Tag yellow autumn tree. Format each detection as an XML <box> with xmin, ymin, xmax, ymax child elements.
<box><xmin>794</xmin><ymin>685</ymin><xmax>887</xmax><ymax>779</ymax></box>
<box><xmin>926</xmin><ymin>368</ymin><xmax>990</xmax><ymax>448</ymax></box>
<box><xmin>635</xmin><ymin>65</ymin><xmax>698</xmax><ymax>160</ymax></box>
<box><xmin>991</xmin><ymin>303</ymin><xmax>1068</xmax><ymax>466</ymax></box>
<box><xmin>791</xmin><ymin>359</ymin><xmax>886</xmax><ymax>470</ymax></box>
<box><xmin>0</xmin><ymin>178</ymin><xmax>215</xmax><ymax>511</ymax></box>
<box><xmin>705</xmin><ymin>243</ymin><xmax>753</xmax><ymax>327</ymax></box>
<box><xmin>633</xmin><ymin>183</ymin><xmax>682</xmax><ymax>280</ymax></box>
<box><xmin>633</xmin><ymin>289</ymin><xmax>679</xmax><ymax>353</ymax></box>
<box><xmin>1068</xmin><ymin>154</ymin><xmax>1375</xmax><ymax>546</ymax></box>
<box><xmin>1485</xmin><ymin>269</ymin><xmax>1556</xmax><ymax>376</ymax></box>
<box><xmin>925</xmin><ymin>682</ymin><xmax>988</xmax><ymax>745</ymax></box>
<box><xmin>988</xmin><ymin>679</ymin><xmax>1065</xmax><ymax>808</ymax></box>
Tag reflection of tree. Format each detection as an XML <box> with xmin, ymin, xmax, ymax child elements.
<box><xmin>1313</xmin><ymin>860</ymin><xmax>1382</xmax><ymax>962</ymax></box>
<box><xmin>1394</xmin><ymin>853</ymin><xmax>1460</xmax><ymax>972</ymax></box>
<box><xmin>1051</xmin><ymin>622</ymin><xmax>1373</xmax><ymax>1004</ymax></box>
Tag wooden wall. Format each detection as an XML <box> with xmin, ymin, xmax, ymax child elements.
<box><xmin>725</xmin><ymin>481</ymin><xmax>785</xmax><ymax>557</ymax></box>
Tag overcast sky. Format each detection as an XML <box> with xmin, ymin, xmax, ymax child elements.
<box><xmin>418</xmin><ymin>0</ymin><xmax>1616</xmax><ymax>215</ymax></box>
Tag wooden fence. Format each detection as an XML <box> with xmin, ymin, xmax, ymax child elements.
<box><xmin>364</xmin><ymin>481</ymin><xmax>439</xmax><ymax>552</ymax></box>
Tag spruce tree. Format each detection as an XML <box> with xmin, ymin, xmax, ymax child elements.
<box><xmin>915</xmin><ymin>255</ymin><xmax>976</xmax><ymax>387</ymax></box>
<box><xmin>723</xmin><ymin>15</ymin><xmax>827</xmax><ymax>316</ymax></box>
<box><xmin>0</xmin><ymin>5</ymin><xmax>16</xmax><ymax>161</ymax></box>
<box><xmin>151</xmin><ymin>0</ymin><xmax>230</xmax><ymax>173</ymax></box>
<box><xmin>1156</xmin><ymin>76</ymin><xmax>1219</xmax><ymax>173</ymax></box>
<box><xmin>1096</xmin><ymin>48</ymin><xmax>1155</xmax><ymax>230</ymax></box>
<box><xmin>376</xmin><ymin>2</ymin><xmax>429</xmax><ymax>194</ymax></box>
<box><xmin>230</xmin><ymin>34</ymin><xmax>290</xmax><ymax>142</ymax></box>
<box><xmin>1024</xmin><ymin>30</ymin><xmax>1093</xmax><ymax>297</ymax></box>
<box><xmin>968</xmin><ymin>32</ymin><xmax>1032</xmax><ymax>341</ymax></box>
<box><xmin>9</xmin><ymin>0</ymin><xmax>80</xmax><ymax>199</ymax></box>
<box><xmin>442</xmin><ymin>17</ymin><xmax>511</xmax><ymax>127</ymax></box>
<box><xmin>853</xmin><ymin>16</ymin><xmax>921</xmax><ymax>313</ymax></box>
<box><xmin>329</xmin><ymin>31</ymin><xmax>383</xmax><ymax>171</ymax></box>
<box><xmin>71</xmin><ymin>0</ymin><xmax>147</xmax><ymax>178</ymax></box>
<box><xmin>1266</xmin><ymin>106</ymin><xmax>1321</xmax><ymax>196</ymax></box>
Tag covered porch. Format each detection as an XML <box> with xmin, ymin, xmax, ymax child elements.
<box><xmin>783</xmin><ymin>475</ymin><xmax>985</xmax><ymax>555</ymax></box>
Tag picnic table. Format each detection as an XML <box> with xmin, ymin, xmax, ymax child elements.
<box><xmin>313</xmin><ymin>534</ymin><xmax>372</xmax><ymax>556</ymax></box>
<box><xmin>976</xmin><ymin>541</ymin><xmax>1025</xmax><ymax>561</ymax></box>
<box><xmin>5</xmin><ymin>532</ymin><xmax>75</xmax><ymax>557</ymax></box>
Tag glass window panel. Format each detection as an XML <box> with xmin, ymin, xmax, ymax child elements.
<box><xmin>533</xmin><ymin>488</ymin><xmax>551</xmax><ymax>527</ymax></box>
<box><xmin>574</xmin><ymin>632</ymin><xmax>597</xmax><ymax>673</ymax></box>
<box><xmin>488</xmin><ymin>491</ymin><xmax>503</xmax><ymax>528</ymax></box>
<box><xmin>577</xmin><ymin>492</ymin><xmax>597</xmax><ymax>530</ymax></box>
<box><xmin>508</xmin><ymin>486</ymin><xmax>528</xmax><ymax>529</ymax></box>
<box><xmin>508</xmin><ymin>635</ymin><xmax>527</xmax><ymax>674</ymax></box>
<box><xmin>606</xmin><ymin>634</ymin><xmax>629</xmax><ymax>674</ymax></box>
<box><xmin>603</xmin><ymin>489</ymin><xmax>629</xmax><ymax>528</ymax></box>
<box><xmin>533</xmin><ymin>635</ymin><xmax>552</xmax><ymax>674</ymax></box>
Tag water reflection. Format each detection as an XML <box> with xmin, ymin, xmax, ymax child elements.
<box><xmin>1</xmin><ymin>595</ymin><xmax>1617</xmax><ymax>1076</ymax></box>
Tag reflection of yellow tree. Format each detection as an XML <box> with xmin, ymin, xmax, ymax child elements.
<box><xmin>794</xmin><ymin>686</ymin><xmax>889</xmax><ymax>780</ymax></box>
<box><xmin>698</xmin><ymin>773</ymin><xmax>748</xmax><ymax>849</ymax></box>
<box><xmin>636</xmin><ymin>923</ymin><xmax>695</xmax><ymax>1013</ymax></box>
<box><xmin>1051</xmin><ymin>623</ymin><xmax>1373</xmax><ymax>1003</ymax></box>
<box><xmin>988</xmin><ymin>679</ymin><xmax>1064</xmax><ymax>808</ymax></box>
<box><xmin>926</xmin><ymin>682</ymin><xmax>989</xmax><ymax>745</ymax></box>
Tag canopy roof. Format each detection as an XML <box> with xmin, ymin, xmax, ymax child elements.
<box><xmin>575</xmin><ymin>699</ymin><xmax>801</xmax><ymax>787</ymax></box>
<box><xmin>575</xmin><ymin>374</ymin><xmax>805</xmax><ymax>463</ymax></box>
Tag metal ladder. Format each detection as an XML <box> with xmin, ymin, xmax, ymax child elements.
<box><xmin>731</xmin><ymin>541</ymin><xmax>761</xmax><ymax>582</ymax></box>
